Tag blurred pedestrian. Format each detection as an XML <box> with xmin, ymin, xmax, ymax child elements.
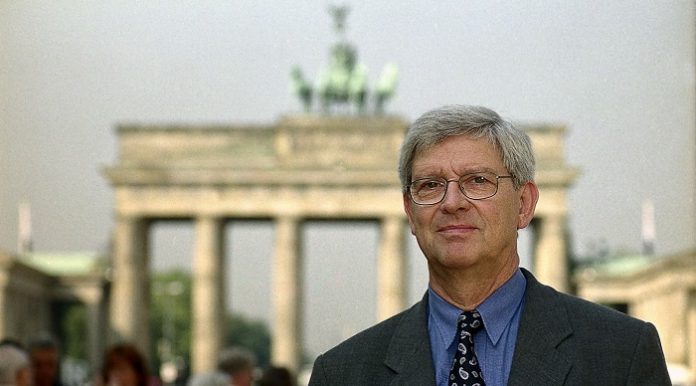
<box><xmin>216</xmin><ymin>347</ymin><xmax>255</xmax><ymax>386</ymax></box>
<box><xmin>0</xmin><ymin>343</ymin><xmax>32</xmax><ymax>386</ymax></box>
<box><xmin>256</xmin><ymin>366</ymin><xmax>295</xmax><ymax>386</ymax></box>
<box><xmin>186</xmin><ymin>371</ymin><xmax>228</xmax><ymax>386</ymax></box>
<box><xmin>28</xmin><ymin>333</ymin><xmax>63</xmax><ymax>386</ymax></box>
<box><xmin>102</xmin><ymin>343</ymin><xmax>149</xmax><ymax>386</ymax></box>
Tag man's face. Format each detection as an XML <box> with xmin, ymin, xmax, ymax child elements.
<box><xmin>404</xmin><ymin>135</ymin><xmax>538</xmax><ymax>276</ymax></box>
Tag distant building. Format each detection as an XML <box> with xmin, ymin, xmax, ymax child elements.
<box><xmin>575</xmin><ymin>249</ymin><xmax>696</xmax><ymax>385</ymax></box>
<box><xmin>0</xmin><ymin>250</ymin><xmax>109</xmax><ymax>370</ymax></box>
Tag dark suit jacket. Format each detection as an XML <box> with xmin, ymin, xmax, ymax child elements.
<box><xmin>308</xmin><ymin>269</ymin><xmax>671</xmax><ymax>385</ymax></box>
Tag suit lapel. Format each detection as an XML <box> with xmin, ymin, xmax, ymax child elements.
<box><xmin>507</xmin><ymin>269</ymin><xmax>573</xmax><ymax>386</ymax></box>
<box><xmin>384</xmin><ymin>294</ymin><xmax>437</xmax><ymax>386</ymax></box>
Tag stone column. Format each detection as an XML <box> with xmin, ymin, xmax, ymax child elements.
<box><xmin>534</xmin><ymin>215</ymin><xmax>568</xmax><ymax>292</ymax></box>
<box><xmin>87</xmin><ymin>298</ymin><xmax>106</xmax><ymax>369</ymax></box>
<box><xmin>73</xmin><ymin>284</ymin><xmax>107</xmax><ymax>371</ymax></box>
<box><xmin>272</xmin><ymin>216</ymin><xmax>303</xmax><ymax>373</ymax></box>
<box><xmin>0</xmin><ymin>271</ymin><xmax>8</xmax><ymax>338</ymax></box>
<box><xmin>377</xmin><ymin>216</ymin><xmax>407</xmax><ymax>321</ymax></box>
<box><xmin>688</xmin><ymin>292</ymin><xmax>696</xmax><ymax>382</ymax></box>
<box><xmin>109</xmin><ymin>215</ymin><xmax>150</xmax><ymax>355</ymax></box>
<box><xmin>191</xmin><ymin>216</ymin><xmax>226</xmax><ymax>373</ymax></box>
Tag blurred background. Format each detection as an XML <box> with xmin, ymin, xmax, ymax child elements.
<box><xmin>1</xmin><ymin>2</ymin><xmax>695</xmax><ymax>385</ymax></box>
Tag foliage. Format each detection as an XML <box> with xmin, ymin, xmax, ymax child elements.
<box><xmin>61</xmin><ymin>302</ymin><xmax>87</xmax><ymax>360</ymax></box>
<box><xmin>224</xmin><ymin>313</ymin><xmax>271</xmax><ymax>368</ymax></box>
<box><xmin>150</xmin><ymin>270</ymin><xmax>271</xmax><ymax>371</ymax></box>
<box><xmin>150</xmin><ymin>270</ymin><xmax>193</xmax><ymax>371</ymax></box>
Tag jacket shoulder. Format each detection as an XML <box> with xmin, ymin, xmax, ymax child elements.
<box><xmin>308</xmin><ymin>300</ymin><xmax>429</xmax><ymax>385</ymax></box>
<box><xmin>543</xmin><ymin>280</ymin><xmax>650</xmax><ymax>331</ymax></box>
<box><xmin>523</xmin><ymin>268</ymin><xmax>649</xmax><ymax>332</ymax></box>
<box><xmin>318</xmin><ymin>303</ymin><xmax>416</xmax><ymax>362</ymax></box>
<box><xmin>517</xmin><ymin>269</ymin><xmax>671</xmax><ymax>385</ymax></box>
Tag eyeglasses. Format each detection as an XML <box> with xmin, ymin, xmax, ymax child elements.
<box><xmin>407</xmin><ymin>172</ymin><xmax>514</xmax><ymax>205</ymax></box>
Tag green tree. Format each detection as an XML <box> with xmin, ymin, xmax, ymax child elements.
<box><xmin>150</xmin><ymin>270</ymin><xmax>271</xmax><ymax>370</ymax></box>
<box><xmin>150</xmin><ymin>270</ymin><xmax>192</xmax><ymax>371</ymax></box>
<box><xmin>61</xmin><ymin>302</ymin><xmax>87</xmax><ymax>360</ymax></box>
<box><xmin>224</xmin><ymin>313</ymin><xmax>271</xmax><ymax>367</ymax></box>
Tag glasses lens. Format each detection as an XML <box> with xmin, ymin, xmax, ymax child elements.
<box><xmin>409</xmin><ymin>172</ymin><xmax>504</xmax><ymax>204</ymax></box>
<box><xmin>410</xmin><ymin>178</ymin><xmax>446</xmax><ymax>204</ymax></box>
<box><xmin>459</xmin><ymin>172</ymin><xmax>498</xmax><ymax>199</ymax></box>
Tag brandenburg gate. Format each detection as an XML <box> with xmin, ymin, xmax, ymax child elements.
<box><xmin>103</xmin><ymin>114</ymin><xmax>577</xmax><ymax>373</ymax></box>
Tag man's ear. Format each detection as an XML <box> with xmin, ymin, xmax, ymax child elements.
<box><xmin>517</xmin><ymin>181</ymin><xmax>539</xmax><ymax>229</ymax></box>
<box><xmin>403</xmin><ymin>193</ymin><xmax>417</xmax><ymax>235</ymax></box>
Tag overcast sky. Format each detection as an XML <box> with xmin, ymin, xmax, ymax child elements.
<box><xmin>1</xmin><ymin>2</ymin><xmax>695</xmax><ymax>358</ymax></box>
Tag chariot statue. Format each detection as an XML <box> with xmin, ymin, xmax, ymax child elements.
<box><xmin>290</xmin><ymin>5</ymin><xmax>398</xmax><ymax>115</ymax></box>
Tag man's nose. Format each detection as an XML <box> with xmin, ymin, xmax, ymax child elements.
<box><xmin>440</xmin><ymin>180</ymin><xmax>472</xmax><ymax>212</ymax></box>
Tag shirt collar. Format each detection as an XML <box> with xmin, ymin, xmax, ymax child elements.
<box><xmin>428</xmin><ymin>268</ymin><xmax>526</xmax><ymax>347</ymax></box>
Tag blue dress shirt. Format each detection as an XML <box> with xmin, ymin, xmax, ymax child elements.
<box><xmin>427</xmin><ymin>269</ymin><xmax>526</xmax><ymax>386</ymax></box>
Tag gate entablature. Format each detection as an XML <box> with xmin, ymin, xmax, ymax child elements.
<box><xmin>106</xmin><ymin>115</ymin><xmax>407</xmax><ymax>185</ymax></box>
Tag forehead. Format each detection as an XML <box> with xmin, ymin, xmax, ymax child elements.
<box><xmin>412</xmin><ymin>135</ymin><xmax>503</xmax><ymax>172</ymax></box>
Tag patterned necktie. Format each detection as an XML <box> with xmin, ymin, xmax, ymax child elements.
<box><xmin>448</xmin><ymin>310</ymin><xmax>486</xmax><ymax>386</ymax></box>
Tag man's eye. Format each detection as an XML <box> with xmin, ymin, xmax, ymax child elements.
<box><xmin>413</xmin><ymin>180</ymin><xmax>444</xmax><ymax>192</ymax></box>
<box><xmin>423</xmin><ymin>181</ymin><xmax>442</xmax><ymax>189</ymax></box>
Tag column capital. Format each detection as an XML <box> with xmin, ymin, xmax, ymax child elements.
<box><xmin>114</xmin><ymin>213</ymin><xmax>144</xmax><ymax>222</ymax></box>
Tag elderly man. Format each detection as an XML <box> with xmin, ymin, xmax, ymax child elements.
<box><xmin>308</xmin><ymin>105</ymin><xmax>671</xmax><ymax>385</ymax></box>
<box><xmin>0</xmin><ymin>343</ymin><xmax>32</xmax><ymax>386</ymax></box>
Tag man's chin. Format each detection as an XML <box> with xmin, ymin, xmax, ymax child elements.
<box><xmin>427</xmin><ymin>253</ymin><xmax>480</xmax><ymax>271</ymax></box>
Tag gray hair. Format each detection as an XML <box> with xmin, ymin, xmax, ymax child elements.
<box><xmin>187</xmin><ymin>371</ymin><xmax>230</xmax><ymax>386</ymax></box>
<box><xmin>398</xmin><ymin>104</ymin><xmax>535</xmax><ymax>191</ymax></box>
<box><xmin>217</xmin><ymin>347</ymin><xmax>255</xmax><ymax>375</ymax></box>
<box><xmin>0</xmin><ymin>345</ymin><xmax>29</xmax><ymax>384</ymax></box>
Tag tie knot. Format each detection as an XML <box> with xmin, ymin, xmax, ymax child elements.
<box><xmin>457</xmin><ymin>310</ymin><xmax>484</xmax><ymax>335</ymax></box>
